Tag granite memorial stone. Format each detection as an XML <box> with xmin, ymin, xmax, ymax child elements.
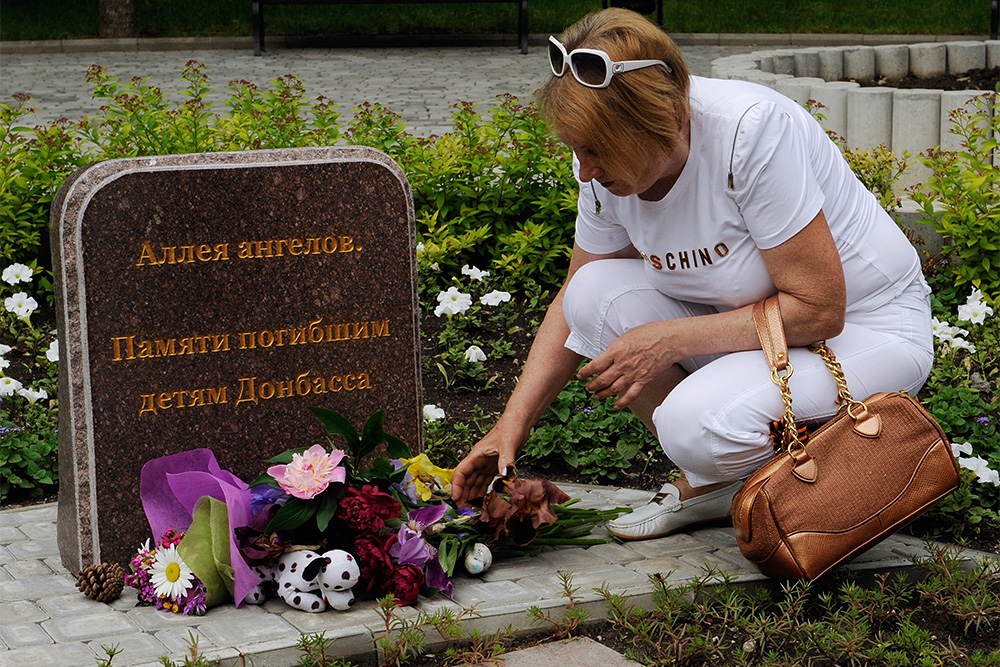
<box><xmin>52</xmin><ymin>147</ymin><xmax>421</xmax><ymax>571</ymax></box>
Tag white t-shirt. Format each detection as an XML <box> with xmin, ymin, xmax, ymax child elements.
<box><xmin>573</xmin><ymin>76</ymin><xmax>921</xmax><ymax>313</ymax></box>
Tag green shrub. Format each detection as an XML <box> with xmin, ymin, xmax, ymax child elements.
<box><xmin>911</xmin><ymin>92</ymin><xmax>1000</xmax><ymax>300</ymax></box>
<box><xmin>0</xmin><ymin>97</ymin><xmax>89</xmax><ymax>266</ymax></box>
<box><xmin>524</xmin><ymin>378</ymin><xmax>658</xmax><ymax>481</ymax></box>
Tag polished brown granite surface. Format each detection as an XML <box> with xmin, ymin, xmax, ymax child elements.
<box><xmin>51</xmin><ymin>147</ymin><xmax>421</xmax><ymax>570</ymax></box>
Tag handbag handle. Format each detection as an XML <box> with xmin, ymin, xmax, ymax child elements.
<box><xmin>751</xmin><ymin>296</ymin><xmax>883</xmax><ymax>483</ymax></box>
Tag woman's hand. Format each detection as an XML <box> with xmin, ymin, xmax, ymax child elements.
<box><xmin>577</xmin><ymin>321</ymin><xmax>677</xmax><ymax>409</ymax></box>
<box><xmin>451</xmin><ymin>422</ymin><xmax>522</xmax><ymax>506</ymax></box>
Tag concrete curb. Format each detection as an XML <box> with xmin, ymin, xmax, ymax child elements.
<box><xmin>0</xmin><ymin>33</ymin><xmax>991</xmax><ymax>55</ymax></box>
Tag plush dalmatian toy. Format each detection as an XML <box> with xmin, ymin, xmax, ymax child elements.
<box><xmin>244</xmin><ymin>549</ymin><xmax>360</xmax><ymax>612</ymax></box>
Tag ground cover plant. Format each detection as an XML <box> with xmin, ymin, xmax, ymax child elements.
<box><xmin>1</xmin><ymin>63</ymin><xmax>998</xmax><ymax>665</ymax></box>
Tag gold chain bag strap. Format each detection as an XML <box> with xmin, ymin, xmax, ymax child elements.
<box><xmin>731</xmin><ymin>295</ymin><xmax>960</xmax><ymax>580</ymax></box>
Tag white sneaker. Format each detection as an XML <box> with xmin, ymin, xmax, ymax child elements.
<box><xmin>607</xmin><ymin>481</ymin><xmax>742</xmax><ymax>541</ymax></box>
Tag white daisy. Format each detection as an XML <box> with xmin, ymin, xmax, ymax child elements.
<box><xmin>149</xmin><ymin>545</ymin><xmax>194</xmax><ymax>599</ymax></box>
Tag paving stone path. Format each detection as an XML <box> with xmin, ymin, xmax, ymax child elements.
<box><xmin>0</xmin><ymin>40</ymin><xmax>758</xmax><ymax>135</ymax></box>
<box><xmin>3</xmin><ymin>486</ymin><xmax>996</xmax><ymax>666</ymax></box>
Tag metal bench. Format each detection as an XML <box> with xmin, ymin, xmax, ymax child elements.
<box><xmin>252</xmin><ymin>0</ymin><xmax>529</xmax><ymax>56</ymax></box>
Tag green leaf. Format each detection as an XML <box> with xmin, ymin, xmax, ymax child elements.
<box><xmin>308</xmin><ymin>407</ymin><xmax>360</xmax><ymax>450</ymax></box>
<box><xmin>263</xmin><ymin>447</ymin><xmax>307</xmax><ymax>465</ymax></box>
<box><xmin>438</xmin><ymin>535</ymin><xmax>460</xmax><ymax>577</ymax></box>
<box><xmin>246</xmin><ymin>472</ymin><xmax>280</xmax><ymax>489</ymax></box>
<box><xmin>385</xmin><ymin>433</ymin><xmax>411</xmax><ymax>459</ymax></box>
<box><xmin>357</xmin><ymin>411</ymin><xmax>387</xmax><ymax>460</ymax></box>
<box><xmin>315</xmin><ymin>492</ymin><xmax>339</xmax><ymax>532</ymax></box>
<box><xmin>265</xmin><ymin>496</ymin><xmax>317</xmax><ymax>533</ymax></box>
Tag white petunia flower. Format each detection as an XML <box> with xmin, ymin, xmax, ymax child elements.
<box><xmin>46</xmin><ymin>340</ymin><xmax>59</xmax><ymax>363</ymax></box>
<box><xmin>957</xmin><ymin>300</ymin><xmax>994</xmax><ymax>325</ymax></box>
<box><xmin>948</xmin><ymin>337</ymin><xmax>976</xmax><ymax>353</ymax></box>
<box><xmin>1</xmin><ymin>263</ymin><xmax>33</xmax><ymax>285</ymax></box>
<box><xmin>951</xmin><ymin>441</ymin><xmax>974</xmax><ymax>457</ymax></box>
<box><xmin>480</xmin><ymin>290</ymin><xmax>512</xmax><ymax>306</ymax></box>
<box><xmin>966</xmin><ymin>288</ymin><xmax>984</xmax><ymax>306</ymax></box>
<box><xmin>0</xmin><ymin>344</ymin><xmax>11</xmax><ymax>355</ymax></box>
<box><xmin>423</xmin><ymin>404</ymin><xmax>445</xmax><ymax>422</ymax></box>
<box><xmin>931</xmin><ymin>318</ymin><xmax>955</xmax><ymax>342</ymax></box>
<box><xmin>958</xmin><ymin>456</ymin><xmax>1000</xmax><ymax>486</ymax></box>
<box><xmin>0</xmin><ymin>376</ymin><xmax>24</xmax><ymax>396</ymax></box>
<box><xmin>416</xmin><ymin>242</ymin><xmax>425</xmax><ymax>253</ymax></box>
<box><xmin>0</xmin><ymin>357</ymin><xmax>9</xmax><ymax>372</ymax></box>
<box><xmin>4</xmin><ymin>292</ymin><xmax>38</xmax><ymax>320</ymax></box>
<box><xmin>464</xmin><ymin>345</ymin><xmax>487</xmax><ymax>363</ymax></box>
<box><xmin>17</xmin><ymin>387</ymin><xmax>47</xmax><ymax>404</ymax></box>
<box><xmin>461</xmin><ymin>265</ymin><xmax>490</xmax><ymax>281</ymax></box>
<box><xmin>434</xmin><ymin>287</ymin><xmax>472</xmax><ymax>317</ymax></box>
<box><xmin>149</xmin><ymin>545</ymin><xmax>195</xmax><ymax>599</ymax></box>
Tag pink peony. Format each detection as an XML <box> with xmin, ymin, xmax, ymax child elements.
<box><xmin>267</xmin><ymin>445</ymin><xmax>347</xmax><ymax>499</ymax></box>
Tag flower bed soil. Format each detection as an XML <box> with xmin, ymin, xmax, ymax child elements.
<box><xmin>855</xmin><ymin>66</ymin><xmax>999</xmax><ymax>90</ymax></box>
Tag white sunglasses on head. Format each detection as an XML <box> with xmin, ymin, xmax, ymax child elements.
<box><xmin>548</xmin><ymin>35</ymin><xmax>672</xmax><ymax>89</ymax></box>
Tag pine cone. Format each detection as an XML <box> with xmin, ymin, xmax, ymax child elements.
<box><xmin>76</xmin><ymin>562</ymin><xmax>125</xmax><ymax>603</ymax></box>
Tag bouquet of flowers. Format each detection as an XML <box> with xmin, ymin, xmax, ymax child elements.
<box><xmin>124</xmin><ymin>408</ymin><xmax>625</xmax><ymax>614</ymax></box>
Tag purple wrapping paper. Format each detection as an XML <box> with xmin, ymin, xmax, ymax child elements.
<box><xmin>139</xmin><ymin>449</ymin><xmax>259</xmax><ymax>606</ymax></box>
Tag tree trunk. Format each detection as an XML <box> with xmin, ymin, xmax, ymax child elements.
<box><xmin>99</xmin><ymin>0</ymin><xmax>139</xmax><ymax>38</ymax></box>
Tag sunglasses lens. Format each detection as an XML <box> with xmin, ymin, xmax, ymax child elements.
<box><xmin>571</xmin><ymin>53</ymin><xmax>608</xmax><ymax>87</ymax></box>
<box><xmin>548</xmin><ymin>41</ymin><xmax>565</xmax><ymax>75</ymax></box>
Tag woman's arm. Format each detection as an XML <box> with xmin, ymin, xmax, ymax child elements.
<box><xmin>451</xmin><ymin>242</ymin><xmax>641</xmax><ymax>504</ymax></box>
<box><xmin>578</xmin><ymin>210</ymin><xmax>846</xmax><ymax>407</ymax></box>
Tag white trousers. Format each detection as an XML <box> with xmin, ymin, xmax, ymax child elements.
<box><xmin>562</xmin><ymin>259</ymin><xmax>935</xmax><ymax>487</ymax></box>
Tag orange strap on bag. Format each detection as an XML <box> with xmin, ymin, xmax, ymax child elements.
<box><xmin>731</xmin><ymin>295</ymin><xmax>960</xmax><ymax>580</ymax></box>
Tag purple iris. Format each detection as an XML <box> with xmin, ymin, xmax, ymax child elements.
<box><xmin>389</xmin><ymin>504</ymin><xmax>448</xmax><ymax>566</ymax></box>
<box><xmin>249</xmin><ymin>485</ymin><xmax>289</xmax><ymax>516</ymax></box>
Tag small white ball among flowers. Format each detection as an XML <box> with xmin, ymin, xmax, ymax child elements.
<box><xmin>463</xmin><ymin>542</ymin><xmax>493</xmax><ymax>575</ymax></box>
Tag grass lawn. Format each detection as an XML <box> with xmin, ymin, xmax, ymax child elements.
<box><xmin>0</xmin><ymin>0</ymin><xmax>992</xmax><ymax>41</ymax></box>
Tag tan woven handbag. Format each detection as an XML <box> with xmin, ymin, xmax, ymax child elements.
<box><xmin>731</xmin><ymin>295</ymin><xmax>960</xmax><ymax>580</ymax></box>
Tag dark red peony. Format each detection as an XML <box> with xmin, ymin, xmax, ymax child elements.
<box><xmin>353</xmin><ymin>532</ymin><xmax>397</xmax><ymax>597</ymax></box>
<box><xmin>337</xmin><ymin>485</ymin><xmax>402</xmax><ymax>533</ymax></box>
<box><xmin>383</xmin><ymin>562</ymin><xmax>425</xmax><ymax>606</ymax></box>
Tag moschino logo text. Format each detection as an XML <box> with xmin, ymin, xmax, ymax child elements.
<box><xmin>638</xmin><ymin>243</ymin><xmax>730</xmax><ymax>271</ymax></box>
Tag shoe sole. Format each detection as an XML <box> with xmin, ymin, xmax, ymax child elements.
<box><xmin>610</xmin><ymin>515</ymin><xmax>733</xmax><ymax>541</ymax></box>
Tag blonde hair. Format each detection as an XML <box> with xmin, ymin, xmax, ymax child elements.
<box><xmin>537</xmin><ymin>8</ymin><xmax>691</xmax><ymax>189</ymax></box>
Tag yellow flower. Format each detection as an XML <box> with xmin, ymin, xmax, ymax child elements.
<box><xmin>399</xmin><ymin>453</ymin><xmax>454</xmax><ymax>501</ymax></box>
